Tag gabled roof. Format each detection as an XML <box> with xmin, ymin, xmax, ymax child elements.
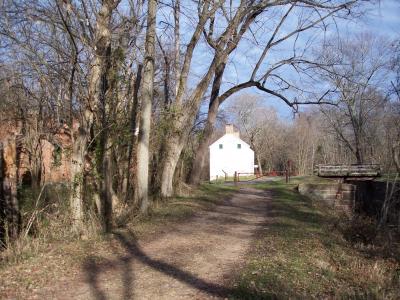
<box><xmin>209</xmin><ymin>133</ymin><xmax>251</xmax><ymax>149</ymax></box>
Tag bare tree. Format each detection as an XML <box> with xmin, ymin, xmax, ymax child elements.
<box><xmin>318</xmin><ymin>33</ymin><xmax>393</xmax><ymax>164</ymax></box>
<box><xmin>188</xmin><ymin>0</ymin><xmax>359</xmax><ymax>185</ymax></box>
<box><xmin>136</xmin><ymin>0</ymin><xmax>157</xmax><ymax>214</ymax></box>
<box><xmin>389</xmin><ymin>40</ymin><xmax>400</xmax><ymax>173</ymax></box>
<box><xmin>158</xmin><ymin>0</ymin><xmax>219</xmax><ymax>197</ymax></box>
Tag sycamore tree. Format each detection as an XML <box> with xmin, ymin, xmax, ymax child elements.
<box><xmin>187</xmin><ymin>0</ymin><xmax>364</xmax><ymax>186</ymax></box>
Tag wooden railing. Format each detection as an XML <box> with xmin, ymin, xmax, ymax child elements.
<box><xmin>315</xmin><ymin>164</ymin><xmax>381</xmax><ymax>178</ymax></box>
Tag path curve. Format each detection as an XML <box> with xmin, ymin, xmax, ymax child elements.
<box><xmin>40</xmin><ymin>187</ymin><xmax>271</xmax><ymax>300</ymax></box>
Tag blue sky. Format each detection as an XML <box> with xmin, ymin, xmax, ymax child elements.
<box><xmin>182</xmin><ymin>0</ymin><xmax>400</xmax><ymax>121</ymax></box>
<box><xmin>358</xmin><ymin>0</ymin><xmax>400</xmax><ymax>37</ymax></box>
<box><xmin>262</xmin><ymin>0</ymin><xmax>400</xmax><ymax>119</ymax></box>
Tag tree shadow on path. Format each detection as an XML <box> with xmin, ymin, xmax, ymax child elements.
<box><xmin>82</xmin><ymin>230</ymin><xmax>235</xmax><ymax>299</ymax></box>
<box><xmin>82</xmin><ymin>187</ymin><xmax>273</xmax><ymax>299</ymax></box>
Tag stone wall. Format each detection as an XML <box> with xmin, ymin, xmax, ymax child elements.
<box><xmin>298</xmin><ymin>181</ymin><xmax>400</xmax><ymax>223</ymax></box>
<box><xmin>348</xmin><ymin>180</ymin><xmax>400</xmax><ymax>224</ymax></box>
<box><xmin>298</xmin><ymin>183</ymin><xmax>356</xmax><ymax>213</ymax></box>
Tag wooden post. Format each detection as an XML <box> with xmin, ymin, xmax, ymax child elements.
<box><xmin>234</xmin><ymin>171</ymin><xmax>238</xmax><ymax>185</ymax></box>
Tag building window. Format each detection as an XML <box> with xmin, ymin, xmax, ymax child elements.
<box><xmin>237</xmin><ymin>144</ymin><xmax>241</xmax><ymax>149</ymax></box>
<box><xmin>219</xmin><ymin>144</ymin><xmax>223</xmax><ymax>149</ymax></box>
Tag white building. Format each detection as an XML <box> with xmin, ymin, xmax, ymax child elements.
<box><xmin>209</xmin><ymin>124</ymin><xmax>255</xmax><ymax>181</ymax></box>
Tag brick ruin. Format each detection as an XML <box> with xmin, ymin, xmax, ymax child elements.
<box><xmin>0</xmin><ymin>123</ymin><xmax>71</xmax><ymax>187</ymax></box>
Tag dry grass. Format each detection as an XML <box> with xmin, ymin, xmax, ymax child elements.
<box><xmin>231</xmin><ymin>179</ymin><xmax>400</xmax><ymax>299</ymax></box>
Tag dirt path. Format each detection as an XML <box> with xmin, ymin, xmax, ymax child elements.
<box><xmin>37</xmin><ymin>187</ymin><xmax>271</xmax><ymax>299</ymax></box>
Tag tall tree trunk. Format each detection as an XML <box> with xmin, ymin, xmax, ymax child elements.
<box><xmin>70</xmin><ymin>0</ymin><xmax>120</xmax><ymax>233</ymax></box>
<box><xmin>98</xmin><ymin>45</ymin><xmax>114</xmax><ymax>231</ymax></box>
<box><xmin>162</xmin><ymin>0</ymin><xmax>260</xmax><ymax>193</ymax></box>
<box><xmin>57</xmin><ymin>0</ymin><xmax>85</xmax><ymax>233</ymax></box>
<box><xmin>100</xmin><ymin>133</ymin><xmax>113</xmax><ymax>231</ymax></box>
<box><xmin>310</xmin><ymin>142</ymin><xmax>314</xmax><ymax>175</ymax></box>
<box><xmin>163</xmin><ymin>57</ymin><xmax>170</xmax><ymax>106</ymax></box>
<box><xmin>249</xmin><ymin>136</ymin><xmax>262</xmax><ymax>176</ymax></box>
<box><xmin>189</xmin><ymin>60</ymin><xmax>226</xmax><ymax>185</ymax></box>
<box><xmin>160</xmin><ymin>136</ymin><xmax>185</xmax><ymax>198</ymax></box>
<box><xmin>0</xmin><ymin>142</ymin><xmax>5</xmax><ymax>245</ymax></box>
<box><xmin>189</xmin><ymin>99</ymin><xmax>219</xmax><ymax>185</ymax></box>
<box><xmin>187</xmin><ymin>4</ymin><xmax>260</xmax><ymax>184</ymax></box>
<box><xmin>124</xmin><ymin>64</ymin><xmax>142</xmax><ymax>202</ymax></box>
<box><xmin>136</xmin><ymin>0</ymin><xmax>157</xmax><ymax>214</ymax></box>
<box><xmin>354</xmin><ymin>134</ymin><xmax>363</xmax><ymax>164</ymax></box>
<box><xmin>174</xmin><ymin>0</ymin><xmax>180</xmax><ymax>97</ymax></box>
<box><xmin>157</xmin><ymin>37</ymin><xmax>171</xmax><ymax>107</ymax></box>
<box><xmin>256</xmin><ymin>153</ymin><xmax>263</xmax><ymax>175</ymax></box>
<box><xmin>0</xmin><ymin>139</ymin><xmax>21</xmax><ymax>241</ymax></box>
<box><xmin>161</xmin><ymin>58</ymin><xmax>218</xmax><ymax>198</ymax></box>
<box><xmin>158</xmin><ymin>2</ymin><xmax>216</xmax><ymax>196</ymax></box>
<box><xmin>70</xmin><ymin>111</ymin><xmax>92</xmax><ymax>233</ymax></box>
<box><xmin>94</xmin><ymin>0</ymin><xmax>120</xmax><ymax>231</ymax></box>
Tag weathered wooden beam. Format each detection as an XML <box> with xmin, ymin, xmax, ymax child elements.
<box><xmin>315</xmin><ymin>164</ymin><xmax>381</xmax><ymax>178</ymax></box>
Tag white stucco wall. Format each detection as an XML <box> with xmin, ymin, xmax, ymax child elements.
<box><xmin>209</xmin><ymin>134</ymin><xmax>254</xmax><ymax>181</ymax></box>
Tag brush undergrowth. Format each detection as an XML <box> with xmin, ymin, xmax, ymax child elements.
<box><xmin>0</xmin><ymin>183</ymin><xmax>82</xmax><ymax>266</ymax></box>
<box><xmin>1</xmin><ymin>182</ymin><xmax>237</xmax><ymax>267</ymax></box>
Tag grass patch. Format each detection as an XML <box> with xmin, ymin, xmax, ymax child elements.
<box><xmin>231</xmin><ymin>179</ymin><xmax>400</xmax><ymax>299</ymax></box>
